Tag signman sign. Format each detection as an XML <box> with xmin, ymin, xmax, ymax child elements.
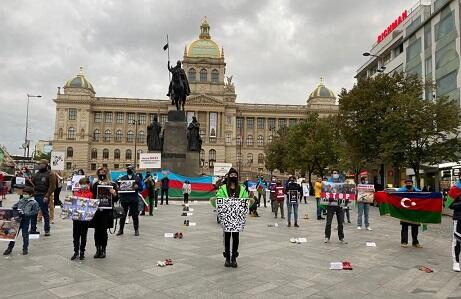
<box><xmin>377</xmin><ymin>10</ymin><xmax>408</xmax><ymax>43</ymax></box>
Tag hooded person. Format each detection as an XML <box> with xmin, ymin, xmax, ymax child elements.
<box><xmin>210</xmin><ymin>167</ymin><xmax>251</xmax><ymax>268</ymax></box>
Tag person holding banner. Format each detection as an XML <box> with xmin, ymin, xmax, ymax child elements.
<box><xmin>324</xmin><ymin>170</ymin><xmax>347</xmax><ymax>244</ymax></box>
<box><xmin>357</xmin><ymin>177</ymin><xmax>373</xmax><ymax>231</ymax></box>
<box><xmin>182</xmin><ymin>180</ymin><xmax>192</xmax><ymax>204</ymax></box>
<box><xmin>398</xmin><ymin>179</ymin><xmax>422</xmax><ymax>248</ymax></box>
<box><xmin>71</xmin><ymin>177</ymin><xmax>93</xmax><ymax>260</ymax></box>
<box><xmin>448</xmin><ymin>180</ymin><xmax>461</xmax><ymax>272</ymax></box>
<box><xmin>286</xmin><ymin>176</ymin><xmax>302</xmax><ymax>227</ymax></box>
<box><xmin>117</xmin><ymin>165</ymin><xmax>143</xmax><ymax>236</ymax></box>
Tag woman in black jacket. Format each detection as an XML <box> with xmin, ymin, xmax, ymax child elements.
<box><xmin>89</xmin><ymin>167</ymin><xmax>118</xmax><ymax>259</ymax></box>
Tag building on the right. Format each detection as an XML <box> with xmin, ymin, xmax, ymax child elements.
<box><xmin>357</xmin><ymin>0</ymin><xmax>460</xmax><ymax>105</ymax></box>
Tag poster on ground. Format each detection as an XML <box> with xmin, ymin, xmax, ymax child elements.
<box><xmin>320</xmin><ymin>182</ymin><xmax>356</xmax><ymax>207</ymax></box>
<box><xmin>0</xmin><ymin>208</ymin><xmax>21</xmax><ymax>241</ymax></box>
<box><xmin>50</xmin><ymin>151</ymin><xmax>65</xmax><ymax>170</ymax></box>
<box><xmin>216</xmin><ymin>198</ymin><xmax>249</xmax><ymax>232</ymax></box>
<box><xmin>61</xmin><ymin>196</ymin><xmax>99</xmax><ymax>221</ymax></box>
<box><xmin>357</xmin><ymin>184</ymin><xmax>375</xmax><ymax>203</ymax></box>
<box><xmin>71</xmin><ymin>175</ymin><xmax>85</xmax><ymax>191</ymax></box>
<box><xmin>96</xmin><ymin>185</ymin><xmax>113</xmax><ymax>209</ymax></box>
<box><xmin>139</xmin><ymin>153</ymin><xmax>161</xmax><ymax>169</ymax></box>
<box><xmin>214</xmin><ymin>163</ymin><xmax>232</xmax><ymax>176</ymax></box>
<box><xmin>209</xmin><ymin>112</ymin><xmax>217</xmax><ymax>137</ymax></box>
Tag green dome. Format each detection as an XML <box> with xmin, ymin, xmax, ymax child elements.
<box><xmin>64</xmin><ymin>67</ymin><xmax>95</xmax><ymax>93</ymax></box>
<box><xmin>308</xmin><ymin>77</ymin><xmax>335</xmax><ymax>100</ymax></box>
<box><xmin>187</xmin><ymin>17</ymin><xmax>221</xmax><ymax>59</ymax></box>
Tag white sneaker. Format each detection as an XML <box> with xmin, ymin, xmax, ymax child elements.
<box><xmin>453</xmin><ymin>262</ymin><xmax>460</xmax><ymax>272</ymax></box>
<box><xmin>154</xmin><ymin>207</ymin><xmax>158</xmax><ymax>210</ymax></box>
<box><xmin>357</xmin><ymin>226</ymin><xmax>362</xmax><ymax>230</ymax></box>
<box><xmin>324</xmin><ymin>238</ymin><xmax>330</xmax><ymax>243</ymax></box>
<box><xmin>366</xmin><ymin>227</ymin><xmax>373</xmax><ymax>231</ymax></box>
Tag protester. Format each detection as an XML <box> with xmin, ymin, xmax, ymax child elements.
<box><xmin>3</xmin><ymin>186</ymin><xmax>39</xmax><ymax>256</ymax></box>
<box><xmin>30</xmin><ymin>159</ymin><xmax>56</xmax><ymax>237</ymax></box>
<box><xmin>54</xmin><ymin>170</ymin><xmax>63</xmax><ymax>207</ymax></box>
<box><xmin>136</xmin><ymin>173</ymin><xmax>146</xmax><ymax>216</ymax></box>
<box><xmin>160</xmin><ymin>174</ymin><xmax>170</xmax><ymax>205</ymax></box>
<box><xmin>77</xmin><ymin>169</ymin><xmax>85</xmax><ymax>175</ymax></box>
<box><xmin>182</xmin><ymin>179</ymin><xmax>192</xmax><ymax>204</ymax></box>
<box><xmin>211</xmin><ymin>167</ymin><xmax>250</xmax><ymax>268</ymax></box>
<box><xmin>398</xmin><ymin>179</ymin><xmax>422</xmax><ymax>248</ymax></box>
<box><xmin>324</xmin><ymin>170</ymin><xmax>347</xmax><ymax>244</ymax></box>
<box><xmin>274</xmin><ymin>179</ymin><xmax>285</xmax><ymax>219</ymax></box>
<box><xmin>90</xmin><ymin>167</ymin><xmax>118</xmax><ymax>258</ymax></box>
<box><xmin>357</xmin><ymin>177</ymin><xmax>372</xmax><ymax>231</ymax></box>
<box><xmin>248</xmin><ymin>191</ymin><xmax>259</xmax><ymax>217</ymax></box>
<box><xmin>269</xmin><ymin>176</ymin><xmax>277</xmax><ymax>212</ymax></box>
<box><xmin>154</xmin><ymin>174</ymin><xmax>161</xmax><ymax>209</ymax></box>
<box><xmin>117</xmin><ymin>165</ymin><xmax>143</xmax><ymax>236</ymax></box>
<box><xmin>144</xmin><ymin>172</ymin><xmax>155</xmax><ymax>216</ymax></box>
<box><xmin>301</xmin><ymin>179</ymin><xmax>309</xmax><ymax>204</ymax></box>
<box><xmin>71</xmin><ymin>177</ymin><xmax>92</xmax><ymax>260</ymax></box>
<box><xmin>448</xmin><ymin>180</ymin><xmax>461</xmax><ymax>272</ymax></box>
<box><xmin>314</xmin><ymin>177</ymin><xmax>325</xmax><ymax>220</ymax></box>
<box><xmin>256</xmin><ymin>176</ymin><xmax>267</xmax><ymax>208</ymax></box>
<box><xmin>286</xmin><ymin>176</ymin><xmax>302</xmax><ymax>227</ymax></box>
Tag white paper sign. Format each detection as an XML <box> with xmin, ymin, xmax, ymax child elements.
<box><xmin>15</xmin><ymin>177</ymin><xmax>26</xmax><ymax>186</ymax></box>
<box><xmin>366</xmin><ymin>242</ymin><xmax>376</xmax><ymax>247</ymax></box>
<box><xmin>71</xmin><ymin>175</ymin><xmax>85</xmax><ymax>191</ymax></box>
<box><xmin>139</xmin><ymin>153</ymin><xmax>161</xmax><ymax>169</ymax></box>
<box><xmin>50</xmin><ymin>151</ymin><xmax>65</xmax><ymax>170</ymax></box>
<box><xmin>189</xmin><ymin>208</ymin><xmax>194</xmax><ymax>212</ymax></box>
<box><xmin>298</xmin><ymin>237</ymin><xmax>307</xmax><ymax>243</ymax></box>
<box><xmin>214</xmin><ymin>163</ymin><xmax>233</xmax><ymax>176</ymax></box>
<box><xmin>187</xmin><ymin>212</ymin><xmax>193</xmax><ymax>216</ymax></box>
<box><xmin>164</xmin><ymin>233</ymin><xmax>174</xmax><ymax>238</ymax></box>
<box><xmin>330</xmin><ymin>262</ymin><xmax>343</xmax><ymax>270</ymax></box>
<box><xmin>189</xmin><ymin>222</ymin><xmax>196</xmax><ymax>226</ymax></box>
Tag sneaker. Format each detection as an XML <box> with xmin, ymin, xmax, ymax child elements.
<box><xmin>366</xmin><ymin>227</ymin><xmax>373</xmax><ymax>231</ymax></box>
<box><xmin>79</xmin><ymin>253</ymin><xmax>85</xmax><ymax>260</ymax></box>
<box><xmin>412</xmin><ymin>243</ymin><xmax>423</xmax><ymax>248</ymax></box>
<box><xmin>357</xmin><ymin>226</ymin><xmax>362</xmax><ymax>230</ymax></box>
<box><xmin>71</xmin><ymin>252</ymin><xmax>78</xmax><ymax>260</ymax></box>
<box><xmin>44</xmin><ymin>231</ymin><xmax>50</xmax><ymax>237</ymax></box>
<box><xmin>154</xmin><ymin>207</ymin><xmax>158</xmax><ymax>210</ymax></box>
<box><xmin>324</xmin><ymin>238</ymin><xmax>330</xmax><ymax>243</ymax></box>
<box><xmin>339</xmin><ymin>239</ymin><xmax>348</xmax><ymax>244</ymax></box>
<box><xmin>453</xmin><ymin>262</ymin><xmax>460</xmax><ymax>272</ymax></box>
<box><xmin>401</xmin><ymin>243</ymin><xmax>409</xmax><ymax>248</ymax></box>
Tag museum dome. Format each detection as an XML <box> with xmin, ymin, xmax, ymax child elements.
<box><xmin>187</xmin><ymin>17</ymin><xmax>221</xmax><ymax>59</ymax></box>
<box><xmin>308</xmin><ymin>77</ymin><xmax>335</xmax><ymax>100</ymax></box>
<box><xmin>64</xmin><ymin>67</ymin><xmax>95</xmax><ymax>93</ymax></box>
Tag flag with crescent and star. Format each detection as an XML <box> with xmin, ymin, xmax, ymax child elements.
<box><xmin>375</xmin><ymin>191</ymin><xmax>442</xmax><ymax>224</ymax></box>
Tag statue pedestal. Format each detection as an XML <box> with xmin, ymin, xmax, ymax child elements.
<box><xmin>161</xmin><ymin>111</ymin><xmax>200</xmax><ymax>177</ymax></box>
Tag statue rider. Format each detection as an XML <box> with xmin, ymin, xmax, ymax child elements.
<box><xmin>167</xmin><ymin>60</ymin><xmax>191</xmax><ymax>98</ymax></box>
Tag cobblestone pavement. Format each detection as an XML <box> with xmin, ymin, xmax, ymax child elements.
<box><xmin>0</xmin><ymin>192</ymin><xmax>460</xmax><ymax>299</ymax></box>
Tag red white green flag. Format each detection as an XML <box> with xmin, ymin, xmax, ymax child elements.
<box><xmin>375</xmin><ymin>192</ymin><xmax>442</xmax><ymax>224</ymax></box>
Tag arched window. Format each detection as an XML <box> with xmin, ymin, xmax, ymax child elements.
<box><xmin>127</xmin><ymin>131</ymin><xmax>134</xmax><ymax>143</ymax></box>
<box><xmin>58</xmin><ymin>128</ymin><xmax>63</xmax><ymax>139</ymax></box>
<box><xmin>80</xmin><ymin>129</ymin><xmax>85</xmax><ymax>140</ymax></box>
<box><xmin>115</xmin><ymin>130</ymin><xmax>123</xmax><ymax>142</ymax></box>
<box><xmin>237</xmin><ymin>135</ymin><xmax>242</xmax><ymax>146</ymax></box>
<box><xmin>138</xmin><ymin>131</ymin><xmax>145</xmax><ymax>143</ymax></box>
<box><xmin>246</xmin><ymin>135</ymin><xmax>254</xmax><ymax>147</ymax></box>
<box><xmin>125</xmin><ymin>149</ymin><xmax>132</xmax><ymax>160</ymax></box>
<box><xmin>188</xmin><ymin>68</ymin><xmax>196</xmax><ymax>82</ymax></box>
<box><xmin>200</xmin><ymin>149</ymin><xmax>205</xmax><ymax>161</ymax></box>
<box><xmin>258</xmin><ymin>153</ymin><xmax>264</xmax><ymax>164</ymax></box>
<box><xmin>211</xmin><ymin>69</ymin><xmax>219</xmax><ymax>83</ymax></box>
<box><xmin>200</xmin><ymin>69</ymin><xmax>207</xmax><ymax>82</ymax></box>
<box><xmin>104</xmin><ymin>129</ymin><xmax>111</xmax><ymax>142</ymax></box>
<box><xmin>91</xmin><ymin>148</ymin><xmax>97</xmax><ymax>160</ymax></box>
<box><xmin>208</xmin><ymin>149</ymin><xmax>216</xmax><ymax>167</ymax></box>
<box><xmin>114</xmin><ymin>149</ymin><xmax>120</xmax><ymax>160</ymax></box>
<box><xmin>103</xmin><ymin>148</ymin><xmax>109</xmax><ymax>159</ymax></box>
<box><xmin>66</xmin><ymin>147</ymin><xmax>73</xmax><ymax>158</ymax></box>
<box><xmin>67</xmin><ymin>127</ymin><xmax>76</xmax><ymax>139</ymax></box>
<box><xmin>268</xmin><ymin>135</ymin><xmax>273</xmax><ymax>143</ymax></box>
<box><xmin>93</xmin><ymin>129</ymin><xmax>100</xmax><ymax>142</ymax></box>
<box><xmin>257</xmin><ymin>135</ymin><xmax>264</xmax><ymax>147</ymax></box>
<box><xmin>247</xmin><ymin>153</ymin><xmax>253</xmax><ymax>164</ymax></box>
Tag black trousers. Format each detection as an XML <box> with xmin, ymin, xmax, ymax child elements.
<box><xmin>73</xmin><ymin>220</ymin><xmax>88</xmax><ymax>253</ymax></box>
<box><xmin>161</xmin><ymin>189</ymin><xmax>169</xmax><ymax>204</ymax></box>
<box><xmin>119</xmin><ymin>201</ymin><xmax>139</xmax><ymax>232</ymax></box>
<box><xmin>148</xmin><ymin>194</ymin><xmax>155</xmax><ymax>215</ymax></box>
<box><xmin>54</xmin><ymin>187</ymin><xmax>62</xmax><ymax>206</ymax></box>
<box><xmin>184</xmin><ymin>193</ymin><xmax>189</xmax><ymax>204</ymax></box>
<box><xmin>325</xmin><ymin>206</ymin><xmax>344</xmax><ymax>240</ymax></box>
<box><xmin>401</xmin><ymin>222</ymin><xmax>419</xmax><ymax>245</ymax></box>
<box><xmin>94</xmin><ymin>227</ymin><xmax>108</xmax><ymax>247</ymax></box>
<box><xmin>224</xmin><ymin>232</ymin><xmax>239</xmax><ymax>254</ymax></box>
<box><xmin>258</xmin><ymin>192</ymin><xmax>266</xmax><ymax>207</ymax></box>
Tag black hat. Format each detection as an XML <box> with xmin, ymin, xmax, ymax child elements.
<box><xmin>227</xmin><ymin>167</ymin><xmax>238</xmax><ymax>177</ymax></box>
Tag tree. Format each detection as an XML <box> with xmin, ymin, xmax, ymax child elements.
<box><xmin>264</xmin><ymin>127</ymin><xmax>290</xmax><ymax>173</ymax></box>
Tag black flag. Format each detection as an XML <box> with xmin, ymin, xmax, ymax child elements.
<box><xmin>163</xmin><ymin>43</ymin><xmax>168</xmax><ymax>51</ymax></box>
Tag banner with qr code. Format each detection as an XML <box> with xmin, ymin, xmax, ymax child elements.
<box><xmin>216</xmin><ymin>198</ymin><xmax>249</xmax><ymax>232</ymax></box>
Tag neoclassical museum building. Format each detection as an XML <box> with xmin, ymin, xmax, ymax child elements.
<box><xmin>52</xmin><ymin>18</ymin><xmax>338</xmax><ymax>177</ymax></box>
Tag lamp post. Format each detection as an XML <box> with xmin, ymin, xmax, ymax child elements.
<box><xmin>362</xmin><ymin>52</ymin><xmax>386</xmax><ymax>73</ymax></box>
<box><xmin>24</xmin><ymin>94</ymin><xmax>42</xmax><ymax>158</ymax></box>
<box><xmin>132</xmin><ymin>120</ymin><xmax>141</xmax><ymax>169</ymax></box>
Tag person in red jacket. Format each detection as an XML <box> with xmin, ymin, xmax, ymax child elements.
<box><xmin>274</xmin><ymin>179</ymin><xmax>285</xmax><ymax>219</ymax></box>
<box><xmin>71</xmin><ymin>177</ymin><xmax>93</xmax><ymax>261</ymax></box>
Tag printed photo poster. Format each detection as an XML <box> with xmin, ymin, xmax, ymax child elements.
<box><xmin>320</xmin><ymin>182</ymin><xmax>357</xmax><ymax>207</ymax></box>
<box><xmin>96</xmin><ymin>185</ymin><xmax>113</xmax><ymax>209</ymax></box>
<box><xmin>287</xmin><ymin>190</ymin><xmax>300</xmax><ymax>204</ymax></box>
<box><xmin>209</xmin><ymin>112</ymin><xmax>217</xmax><ymax>137</ymax></box>
<box><xmin>302</xmin><ymin>183</ymin><xmax>310</xmax><ymax>197</ymax></box>
<box><xmin>71</xmin><ymin>175</ymin><xmax>85</xmax><ymax>191</ymax></box>
<box><xmin>118</xmin><ymin>180</ymin><xmax>135</xmax><ymax>193</ymax></box>
<box><xmin>50</xmin><ymin>151</ymin><xmax>65</xmax><ymax>170</ymax></box>
<box><xmin>357</xmin><ymin>184</ymin><xmax>375</xmax><ymax>203</ymax></box>
<box><xmin>216</xmin><ymin>198</ymin><xmax>249</xmax><ymax>232</ymax></box>
<box><xmin>0</xmin><ymin>208</ymin><xmax>21</xmax><ymax>241</ymax></box>
<box><xmin>61</xmin><ymin>196</ymin><xmax>99</xmax><ymax>221</ymax></box>
<box><xmin>187</xmin><ymin>111</ymin><xmax>195</xmax><ymax>125</ymax></box>
<box><xmin>247</xmin><ymin>181</ymin><xmax>257</xmax><ymax>192</ymax></box>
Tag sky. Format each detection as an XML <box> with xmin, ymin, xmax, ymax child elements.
<box><xmin>0</xmin><ymin>0</ymin><xmax>415</xmax><ymax>156</ymax></box>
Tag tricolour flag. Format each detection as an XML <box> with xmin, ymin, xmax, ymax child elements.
<box><xmin>375</xmin><ymin>191</ymin><xmax>442</xmax><ymax>224</ymax></box>
<box><xmin>447</xmin><ymin>183</ymin><xmax>461</xmax><ymax>208</ymax></box>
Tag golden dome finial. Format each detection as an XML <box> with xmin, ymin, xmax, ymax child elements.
<box><xmin>79</xmin><ymin>66</ymin><xmax>84</xmax><ymax>76</ymax></box>
<box><xmin>199</xmin><ymin>16</ymin><xmax>211</xmax><ymax>39</ymax></box>
<box><xmin>320</xmin><ymin>76</ymin><xmax>324</xmax><ymax>85</ymax></box>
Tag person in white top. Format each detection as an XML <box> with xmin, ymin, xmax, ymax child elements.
<box><xmin>182</xmin><ymin>180</ymin><xmax>192</xmax><ymax>204</ymax></box>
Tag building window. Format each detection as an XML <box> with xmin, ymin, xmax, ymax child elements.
<box><xmin>437</xmin><ymin>70</ymin><xmax>457</xmax><ymax>96</ymax></box>
<box><xmin>236</xmin><ymin>117</ymin><xmax>244</xmax><ymax>129</ymax></box>
<box><xmin>200</xmin><ymin>69</ymin><xmax>207</xmax><ymax>82</ymax></box>
<box><xmin>149</xmin><ymin>113</ymin><xmax>156</xmax><ymax>123</ymax></box>
<box><xmin>115</xmin><ymin>130</ymin><xmax>123</xmax><ymax>142</ymax></box>
<box><xmin>104</xmin><ymin>112</ymin><xmax>112</xmax><ymax>123</ymax></box>
<box><xmin>257</xmin><ymin>118</ymin><xmax>265</xmax><ymax>129</ymax></box>
<box><xmin>237</xmin><ymin>135</ymin><xmax>242</xmax><ymax>146</ymax></box>
<box><xmin>188</xmin><ymin>68</ymin><xmax>196</xmax><ymax>82</ymax></box>
<box><xmin>103</xmin><ymin>149</ymin><xmax>109</xmax><ymax>160</ymax></box>
<box><xmin>246</xmin><ymin>135</ymin><xmax>254</xmax><ymax>147</ymax></box>
<box><xmin>425</xmin><ymin>57</ymin><xmax>432</xmax><ymax>77</ymax></box>
<box><xmin>127</xmin><ymin>131</ymin><xmax>134</xmax><ymax>143</ymax></box>
<box><xmin>435</xmin><ymin>10</ymin><xmax>454</xmax><ymax>41</ymax></box>
<box><xmin>125</xmin><ymin>149</ymin><xmax>132</xmax><ymax>160</ymax></box>
<box><xmin>90</xmin><ymin>163</ymin><xmax>96</xmax><ymax>171</ymax></box>
<box><xmin>424</xmin><ymin>23</ymin><xmax>431</xmax><ymax>50</ymax></box>
<box><xmin>406</xmin><ymin>38</ymin><xmax>421</xmax><ymax>62</ymax></box>
<box><xmin>94</xmin><ymin>112</ymin><xmax>102</xmax><ymax>123</ymax></box>
<box><xmin>258</xmin><ymin>153</ymin><xmax>264</xmax><ymax>164</ymax></box>
<box><xmin>91</xmin><ymin>148</ymin><xmax>97</xmax><ymax>160</ymax></box>
<box><xmin>435</xmin><ymin>40</ymin><xmax>456</xmax><ymax>70</ymax></box>
<box><xmin>200</xmin><ymin>149</ymin><xmax>205</xmax><ymax>161</ymax></box>
<box><xmin>161</xmin><ymin>114</ymin><xmax>168</xmax><ymax>126</ymax></box>
<box><xmin>247</xmin><ymin>153</ymin><xmax>253</xmax><ymax>164</ymax></box>
<box><xmin>66</xmin><ymin>162</ymin><xmax>72</xmax><ymax>170</ymax></box>
<box><xmin>247</xmin><ymin>118</ymin><xmax>254</xmax><ymax>129</ymax></box>
<box><xmin>114</xmin><ymin>149</ymin><xmax>120</xmax><ymax>160</ymax></box>
<box><xmin>114</xmin><ymin>164</ymin><xmax>119</xmax><ymax>169</ymax></box>
<box><xmin>289</xmin><ymin>119</ymin><xmax>297</xmax><ymax>127</ymax></box>
<box><xmin>225</xmin><ymin>133</ymin><xmax>231</xmax><ymax>144</ymax></box>
<box><xmin>268</xmin><ymin>135</ymin><xmax>273</xmax><ymax>143</ymax></box>
<box><xmin>278</xmin><ymin>119</ymin><xmax>286</xmax><ymax>128</ymax></box>
<box><xmin>116</xmin><ymin>112</ymin><xmax>124</xmax><ymax>123</ymax></box>
<box><xmin>66</xmin><ymin>147</ymin><xmax>73</xmax><ymax>158</ymax></box>
<box><xmin>257</xmin><ymin>135</ymin><xmax>264</xmax><ymax>147</ymax></box>
<box><xmin>104</xmin><ymin>129</ymin><xmax>111</xmax><ymax>142</ymax></box>
<box><xmin>93</xmin><ymin>129</ymin><xmax>100</xmax><ymax>142</ymax></box>
<box><xmin>209</xmin><ymin>149</ymin><xmax>216</xmax><ymax>167</ymax></box>
<box><xmin>138</xmin><ymin>131</ymin><xmax>145</xmax><ymax>143</ymax></box>
<box><xmin>103</xmin><ymin>163</ymin><xmax>108</xmax><ymax>168</ymax></box>
<box><xmin>68</xmin><ymin>108</ymin><xmax>77</xmax><ymax>120</ymax></box>
<box><xmin>139</xmin><ymin>113</ymin><xmax>146</xmax><ymax>124</ymax></box>
<box><xmin>211</xmin><ymin>69</ymin><xmax>219</xmax><ymax>83</ymax></box>
<box><xmin>67</xmin><ymin>127</ymin><xmax>76</xmax><ymax>140</ymax></box>
<box><xmin>268</xmin><ymin>118</ymin><xmax>276</xmax><ymax>129</ymax></box>
<box><xmin>127</xmin><ymin>113</ymin><xmax>135</xmax><ymax>123</ymax></box>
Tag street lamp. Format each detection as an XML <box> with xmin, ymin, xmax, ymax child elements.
<box><xmin>362</xmin><ymin>53</ymin><xmax>386</xmax><ymax>73</ymax></box>
<box><xmin>131</xmin><ymin>120</ymin><xmax>141</xmax><ymax>169</ymax></box>
<box><xmin>24</xmin><ymin>94</ymin><xmax>42</xmax><ymax>158</ymax></box>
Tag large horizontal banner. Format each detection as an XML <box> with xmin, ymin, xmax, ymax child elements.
<box><xmin>139</xmin><ymin>152</ymin><xmax>161</xmax><ymax>169</ymax></box>
<box><xmin>216</xmin><ymin>198</ymin><xmax>249</xmax><ymax>232</ymax></box>
<box><xmin>320</xmin><ymin>182</ymin><xmax>356</xmax><ymax>207</ymax></box>
<box><xmin>0</xmin><ymin>208</ymin><xmax>21</xmax><ymax>241</ymax></box>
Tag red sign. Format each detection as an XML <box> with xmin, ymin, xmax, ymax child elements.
<box><xmin>377</xmin><ymin>10</ymin><xmax>408</xmax><ymax>44</ymax></box>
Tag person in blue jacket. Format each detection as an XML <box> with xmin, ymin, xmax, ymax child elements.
<box><xmin>397</xmin><ymin>179</ymin><xmax>422</xmax><ymax>248</ymax></box>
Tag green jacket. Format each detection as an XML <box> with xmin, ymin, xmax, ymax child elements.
<box><xmin>210</xmin><ymin>184</ymin><xmax>250</xmax><ymax>208</ymax></box>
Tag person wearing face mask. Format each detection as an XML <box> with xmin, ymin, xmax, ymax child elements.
<box><xmin>286</xmin><ymin>176</ymin><xmax>302</xmax><ymax>227</ymax></box>
<box><xmin>269</xmin><ymin>176</ymin><xmax>277</xmax><ymax>213</ymax></box>
<box><xmin>30</xmin><ymin>159</ymin><xmax>56</xmax><ymax>237</ymax></box>
<box><xmin>116</xmin><ymin>165</ymin><xmax>143</xmax><ymax>236</ymax></box>
<box><xmin>71</xmin><ymin>177</ymin><xmax>93</xmax><ymax>260</ymax></box>
<box><xmin>314</xmin><ymin>177</ymin><xmax>325</xmax><ymax>220</ymax></box>
<box><xmin>274</xmin><ymin>179</ymin><xmax>286</xmax><ymax>219</ymax></box>
<box><xmin>357</xmin><ymin>177</ymin><xmax>373</xmax><ymax>231</ymax></box>
<box><xmin>324</xmin><ymin>170</ymin><xmax>347</xmax><ymax>244</ymax></box>
<box><xmin>397</xmin><ymin>179</ymin><xmax>422</xmax><ymax>248</ymax></box>
<box><xmin>89</xmin><ymin>167</ymin><xmax>118</xmax><ymax>258</ymax></box>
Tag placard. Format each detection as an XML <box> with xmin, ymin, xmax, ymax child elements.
<box><xmin>0</xmin><ymin>208</ymin><xmax>21</xmax><ymax>241</ymax></box>
<box><xmin>60</xmin><ymin>196</ymin><xmax>99</xmax><ymax>221</ymax></box>
<box><xmin>96</xmin><ymin>185</ymin><xmax>113</xmax><ymax>209</ymax></box>
<box><xmin>118</xmin><ymin>180</ymin><xmax>135</xmax><ymax>193</ymax></box>
<box><xmin>214</xmin><ymin>163</ymin><xmax>232</xmax><ymax>176</ymax></box>
<box><xmin>247</xmin><ymin>181</ymin><xmax>257</xmax><ymax>192</ymax></box>
<box><xmin>287</xmin><ymin>190</ymin><xmax>299</xmax><ymax>204</ymax></box>
<box><xmin>139</xmin><ymin>153</ymin><xmax>161</xmax><ymax>169</ymax></box>
<box><xmin>15</xmin><ymin>177</ymin><xmax>26</xmax><ymax>186</ymax></box>
<box><xmin>216</xmin><ymin>198</ymin><xmax>249</xmax><ymax>232</ymax></box>
<box><xmin>302</xmin><ymin>183</ymin><xmax>310</xmax><ymax>197</ymax></box>
<box><xmin>50</xmin><ymin>151</ymin><xmax>65</xmax><ymax>170</ymax></box>
<box><xmin>320</xmin><ymin>182</ymin><xmax>356</xmax><ymax>207</ymax></box>
<box><xmin>357</xmin><ymin>184</ymin><xmax>375</xmax><ymax>203</ymax></box>
<box><xmin>71</xmin><ymin>175</ymin><xmax>85</xmax><ymax>191</ymax></box>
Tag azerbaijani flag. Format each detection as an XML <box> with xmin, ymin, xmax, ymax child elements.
<box><xmin>446</xmin><ymin>182</ymin><xmax>461</xmax><ymax>208</ymax></box>
<box><xmin>375</xmin><ymin>192</ymin><xmax>442</xmax><ymax>224</ymax></box>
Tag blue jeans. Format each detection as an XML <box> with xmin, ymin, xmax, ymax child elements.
<box><xmin>8</xmin><ymin>216</ymin><xmax>31</xmax><ymax>250</ymax></box>
<box><xmin>357</xmin><ymin>202</ymin><xmax>369</xmax><ymax>227</ymax></box>
<box><xmin>287</xmin><ymin>203</ymin><xmax>298</xmax><ymax>223</ymax></box>
<box><xmin>31</xmin><ymin>195</ymin><xmax>50</xmax><ymax>233</ymax></box>
<box><xmin>316</xmin><ymin>198</ymin><xmax>322</xmax><ymax>218</ymax></box>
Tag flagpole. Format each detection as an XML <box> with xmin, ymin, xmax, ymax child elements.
<box><xmin>167</xmin><ymin>34</ymin><xmax>171</xmax><ymax>82</ymax></box>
